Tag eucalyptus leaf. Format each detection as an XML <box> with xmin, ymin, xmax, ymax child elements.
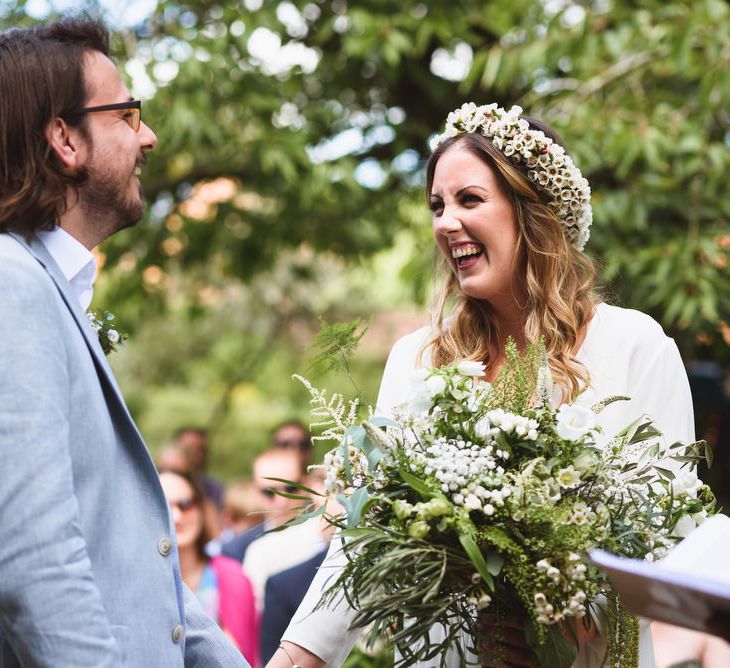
<box><xmin>344</xmin><ymin>486</ymin><xmax>371</xmax><ymax>528</ymax></box>
<box><xmin>486</xmin><ymin>551</ymin><xmax>504</xmax><ymax>576</ymax></box>
<box><xmin>636</xmin><ymin>442</ymin><xmax>660</xmax><ymax>472</ymax></box>
<box><xmin>269</xmin><ymin>503</ymin><xmax>326</xmax><ymax>530</ymax></box>
<box><xmin>458</xmin><ymin>533</ymin><xmax>495</xmax><ymax>590</ymax></box>
<box><xmin>654</xmin><ymin>466</ymin><xmax>676</xmax><ymax>480</ymax></box>
<box><xmin>399</xmin><ymin>469</ymin><xmax>433</xmax><ymax>499</ymax></box>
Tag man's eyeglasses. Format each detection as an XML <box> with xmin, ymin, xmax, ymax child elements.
<box><xmin>260</xmin><ymin>485</ymin><xmax>299</xmax><ymax>498</ymax></box>
<box><xmin>169</xmin><ymin>497</ymin><xmax>197</xmax><ymax>512</ymax></box>
<box><xmin>66</xmin><ymin>100</ymin><xmax>142</xmax><ymax>132</ymax></box>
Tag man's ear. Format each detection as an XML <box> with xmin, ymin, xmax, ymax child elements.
<box><xmin>45</xmin><ymin>117</ymin><xmax>86</xmax><ymax>172</ymax></box>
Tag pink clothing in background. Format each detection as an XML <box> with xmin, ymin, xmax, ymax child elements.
<box><xmin>210</xmin><ymin>555</ymin><xmax>259</xmax><ymax>667</ymax></box>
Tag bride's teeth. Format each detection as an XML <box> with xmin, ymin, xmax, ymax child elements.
<box><xmin>452</xmin><ymin>246</ymin><xmax>481</xmax><ymax>258</ymax></box>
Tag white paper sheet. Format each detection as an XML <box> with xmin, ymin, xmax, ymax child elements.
<box><xmin>590</xmin><ymin>515</ymin><xmax>730</xmax><ymax>632</ymax></box>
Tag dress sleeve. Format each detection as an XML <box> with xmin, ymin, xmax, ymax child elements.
<box><xmin>576</xmin><ymin>334</ymin><xmax>694</xmax><ymax>668</ymax></box>
<box><xmin>375</xmin><ymin>326</ymin><xmax>430</xmax><ymax>416</ymax></box>
<box><xmin>280</xmin><ymin>537</ymin><xmax>360</xmax><ymax>666</ymax></box>
<box><xmin>629</xmin><ymin>336</ymin><xmax>695</xmax><ymax>445</ymax></box>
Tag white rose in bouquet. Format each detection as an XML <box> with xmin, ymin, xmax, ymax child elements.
<box><xmin>556</xmin><ymin>404</ymin><xmax>596</xmax><ymax>441</ymax></box>
<box><xmin>408</xmin><ymin>369</ymin><xmax>448</xmax><ymax>414</ymax></box>
<box><xmin>456</xmin><ymin>360</ymin><xmax>487</xmax><ymax>377</ymax></box>
<box><xmin>670</xmin><ymin>470</ymin><xmax>702</xmax><ymax>497</ymax></box>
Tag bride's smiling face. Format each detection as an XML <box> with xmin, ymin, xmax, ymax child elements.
<box><xmin>429</xmin><ymin>145</ymin><xmax>520</xmax><ymax>306</ymax></box>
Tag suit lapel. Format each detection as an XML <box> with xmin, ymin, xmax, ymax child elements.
<box><xmin>9</xmin><ymin>232</ymin><xmax>140</xmax><ymax>433</ymax></box>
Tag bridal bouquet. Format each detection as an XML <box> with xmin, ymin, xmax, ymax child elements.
<box><xmin>296</xmin><ymin>342</ymin><xmax>714</xmax><ymax>668</ymax></box>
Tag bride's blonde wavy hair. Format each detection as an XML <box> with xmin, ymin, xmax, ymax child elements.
<box><xmin>424</xmin><ymin>122</ymin><xmax>599</xmax><ymax>401</ymax></box>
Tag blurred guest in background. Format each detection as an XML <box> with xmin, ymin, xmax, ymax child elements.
<box><xmin>175</xmin><ymin>426</ymin><xmax>225</xmax><ymax>509</ymax></box>
<box><xmin>223</xmin><ymin>480</ymin><xmax>267</xmax><ymax>538</ymax></box>
<box><xmin>156</xmin><ymin>444</ymin><xmax>222</xmax><ymax>541</ymax></box>
<box><xmin>272</xmin><ymin>420</ymin><xmax>314</xmax><ymax>467</ymax></box>
<box><xmin>156</xmin><ymin>442</ymin><xmax>195</xmax><ymax>475</ymax></box>
<box><xmin>208</xmin><ymin>480</ymin><xmax>267</xmax><ymax>557</ymax></box>
<box><xmin>260</xmin><ymin>551</ymin><xmax>327</xmax><ymax>664</ymax></box>
<box><xmin>242</xmin><ymin>450</ymin><xmax>327</xmax><ymax>610</ymax></box>
<box><xmin>159</xmin><ymin>468</ymin><xmax>259</xmax><ymax>667</ymax></box>
<box><xmin>220</xmin><ymin>448</ymin><xmax>303</xmax><ymax>563</ymax></box>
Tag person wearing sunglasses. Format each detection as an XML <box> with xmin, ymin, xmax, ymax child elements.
<box><xmin>0</xmin><ymin>18</ymin><xmax>244</xmax><ymax>667</ymax></box>
<box><xmin>225</xmin><ymin>449</ymin><xmax>328</xmax><ymax>613</ymax></box>
<box><xmin>272</xmin><ymin>420</ymin><xmax>314</xmax><ymax>466</ymax></box>
<box><xmin>159</xmin><ymin>469</ymin><xmax>259</xmax><ymax>667</ymax></box>
<box><xmin>221</xmin><ymin>448</ymin><xmax>308</xmax><ymax>564</ymax></box>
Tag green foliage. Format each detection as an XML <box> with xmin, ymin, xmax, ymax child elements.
<box><xmin>2</xmin><ymin>0</ymin><xmax>727</xmax><ymax>490</ymax></box>
<box><xmin>3</xmin><ymin>0</ymin><xmax>728</xmax><ymax>360</ymax></box>
<box><xmin>488</xmin><ymin>339</ymin><xmax>539</xmax><ymax>413</ymax></box>
<box><xmin>605</xmin><ymin>594</ymin><xmax>641</xmax><ymax>668</ymax></box>
<box><xmin>309</xmin><ymin>317</ymin><xmax>369</xmax><ymax>377</ymax></box>
<box><xmin>524</xmin><ymin>623</ymin><xmax>578</xmax><ymax>668</ymax></box>
<box><xmin>342</xmin><ymin>646</ymin><xmax>392</xmax><ymax>668</ymax></box>
<box><xmin>321</xmin><ymin>522</ymin><xmax>484</xmax><ymax>668</ymax></box>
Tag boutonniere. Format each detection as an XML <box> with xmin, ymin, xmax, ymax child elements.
<box><xmin>87</xmin><ymin>310</ymin><xmax>128</xmax><ymax>355</ymax></box>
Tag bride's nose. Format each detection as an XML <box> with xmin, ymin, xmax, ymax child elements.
<box><xmin>433</xmin><ymin>208</ymin><xmax>463</xmax><ymax>237</ymax></box>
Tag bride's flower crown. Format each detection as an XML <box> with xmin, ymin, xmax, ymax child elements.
<box><xmin>430</xmin><ymin>102</ymin><xmax>592</xmax><ymax>251</ymax></box>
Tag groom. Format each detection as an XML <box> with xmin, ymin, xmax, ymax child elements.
<box><xmin>0</xmin><ymin>19</ymin><xmax>245</xmax><ymax>667</ymax></box>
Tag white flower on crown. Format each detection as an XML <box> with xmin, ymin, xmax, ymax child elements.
<box><xmin>430</xmin><ymin>103</ymin><xmax>592</xmax><ymax>251</ymax></box>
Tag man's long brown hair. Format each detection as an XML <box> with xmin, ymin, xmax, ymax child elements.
<box><xmin>0</xmin><ymin>18</ymin><xmax>109</xmax><ymax>237</ymax></box>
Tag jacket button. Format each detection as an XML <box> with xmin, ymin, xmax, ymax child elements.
<box><xmin>172</xmin><ymin>624</ymin><xmax>185</xmax><ymax>643</ymax></box>
<box><xmin>158</xmin><ymin>537</ymin><xmax>172</xmax><ymax>556</ymax></box>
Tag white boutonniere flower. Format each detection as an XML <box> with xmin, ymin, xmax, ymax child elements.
<box><xmin>87</xmin><ymin>310</ymin><xmax>128</xmax><ymax>355</ymax></box>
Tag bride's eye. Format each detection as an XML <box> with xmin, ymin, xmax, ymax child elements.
<box><xmin>461</xmin><ymin>193</ymin><xmax>483</xmax><ymax>205</ymax></box>
<box><xmin>429</xmin><ymin>199</ymin><xmax>444</xmax><ymax>215</ymax></box>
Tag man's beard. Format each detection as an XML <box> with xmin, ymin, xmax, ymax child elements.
<box><xmin>77</xmin><ymin>152</ymin><xmax>146</xmax><ymax>241</ymax></box>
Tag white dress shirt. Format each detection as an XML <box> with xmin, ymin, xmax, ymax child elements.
<box><xmin>37</xmin><ymin>227</ymin><xmax>96</xmax><ymax>310</ymax></box>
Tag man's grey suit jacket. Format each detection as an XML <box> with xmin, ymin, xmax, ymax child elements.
<box><xmin>0</xmin><ymin>232</ymin><xmax>246</xmax><ymax>667</ymax></box>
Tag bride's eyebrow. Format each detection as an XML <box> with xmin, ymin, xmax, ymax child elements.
<box><xmin>456</xmin><ymin>185</ymin><xmax>490</xmax><ymax>196</ymax></box>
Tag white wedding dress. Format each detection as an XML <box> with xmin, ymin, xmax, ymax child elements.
<box><xmin>282</xmin><ymin>303</ymin><xmax>695</xmax><ymax>667</ymax></box>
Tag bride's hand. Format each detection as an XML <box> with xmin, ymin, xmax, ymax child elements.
<box><xmin>477</xmin><ymin>612</ymin><xmax>536</xmax><ymax>668</ymax></box>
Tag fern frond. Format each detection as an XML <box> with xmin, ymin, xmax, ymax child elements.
<box><xmin>293</xmin><ymin>374</ymin><xmax>362</xmax><ymax>443</ymax></box>
<box><xmin>309</xmin><ymin>317</ymin><xmax>369</xmax><ymax>375</ymax></box>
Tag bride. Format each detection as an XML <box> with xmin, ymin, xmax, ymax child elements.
<box><xmin>266</xmin><ymin>103</ymin><xmax>695</xmax><ymax>667</ymax></box>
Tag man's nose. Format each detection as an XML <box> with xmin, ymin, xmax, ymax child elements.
<box><xmin>139</xmin><ymin>121</ymin><xmax>157</xmax><ymax>151</ymax></box>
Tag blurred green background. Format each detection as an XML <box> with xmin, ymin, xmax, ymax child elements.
<box><xmin>2</xmin><ymin>0</ymin><xmax>728</xmax><ymax>491</ymax></box>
